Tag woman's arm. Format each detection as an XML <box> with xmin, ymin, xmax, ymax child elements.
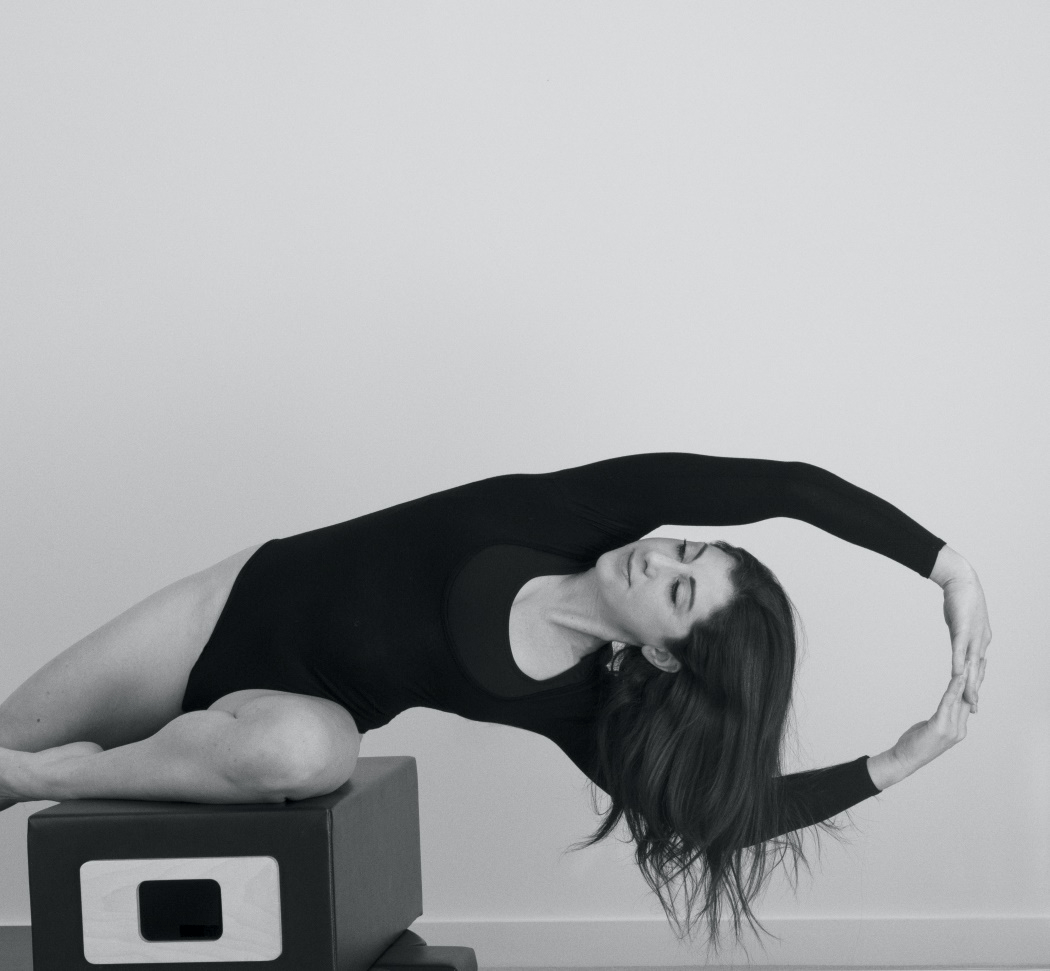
<box><xmin>869</xmin><ymin>668</ymin><xmax>972</xmax><ymax>788</ymax></box>
<box><xmin>866</xmin><ymin>749</ymin><xmax>906</xmax><ymax>791</ymax></box>
<box><xmin>546</xmin><ymin>452</ymin><xmax>947</xmax><ymax>578</ymax></box>
<box><xmin>928</xmin><ymin>545</ymin><xmax>991</xmax><ymax>709</ymax></box>
<box><xmin>929</xmin><ymin>544</ymin><xmax>976</xmax><ymax>586</ymax></box>
<box><xmin>567</xmin><ymin>742</ymin><xmax>883</xmax><ymax>851</ymax></box>
<box><xmin>741</xmin><ymin>670</ymin><xmax>972</xmax><ymax>848</ymax></box>
<box><xmin>727</xmin><ymin>755</ymin><xmax>877</xmax><ymax>849</ymax></box>
<box><xmin>549</xmin><ymin>453</ymin><xmax>990</xmax><ymax>704</ymax></box>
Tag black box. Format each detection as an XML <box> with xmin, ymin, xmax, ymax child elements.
<box><xmin>27</xmin><ymin>756</ymin><xmax>422</xmax><ymax>970</ymax></box>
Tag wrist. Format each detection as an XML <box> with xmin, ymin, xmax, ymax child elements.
<box><xmin>929</xmin><ymin>544</ymin><xmax>975</xmax><ymax>587</ymax></box>
<box><xmin>867</xmin><ymin>749</ymin><xmax>908</xmax><ymax>791</ymax></box>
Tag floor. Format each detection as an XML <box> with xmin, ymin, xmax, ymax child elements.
<box><xmin>1</xmin><ymin>927</ymin><xmax>30</xmax><ymax>971</ymax></box>
<box><xmin>2</xmin><ymin>929</ymin><xmax>1032</xmax><ymax>971</ymax></box>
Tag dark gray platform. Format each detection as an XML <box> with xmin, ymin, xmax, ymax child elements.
<box><xmin>26</xmin><ymin>756</ymin><xmax>427</xmax><ymax>970</ymax></box>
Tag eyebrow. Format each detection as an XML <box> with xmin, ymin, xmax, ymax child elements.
<box><xmin>688</xmin><ymin>542</ymin><xmax>707</xmax><ymax>611</ymax></box>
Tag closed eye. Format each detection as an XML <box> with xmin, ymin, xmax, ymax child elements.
<box><xmin>672</xmin><ymin>540</ymin><xmax>703</xmax><ymax>610</ymax></box>
<box><xmin>671</xmin><ymin>539</ymin><xmax>687</xmax><ymax>606</ymax></box>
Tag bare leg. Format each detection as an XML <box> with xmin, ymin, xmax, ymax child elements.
<box><xmin>0</xmin><ymin>708</ymin><xmax>294</xmax><ymax>807</ymax></box>
<box><xmin>0</xmin><ymin>742</ymin><xmax>103</xmax><ymax>812</ymax></box>
<box><xmin>0</xmin><ymin>542</ymin><xmax>266</xmax><ymax>756</ymax></box>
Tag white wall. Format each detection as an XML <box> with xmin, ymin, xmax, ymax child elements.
<box><xmin>1</xmin><ymin>1</ymin><xmax>1047</xmax><ymax>964</ymax></box>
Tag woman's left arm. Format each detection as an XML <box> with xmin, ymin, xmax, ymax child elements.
<box><xmin>549</xmin><ymin>453</ymin><xmax>990</xmax><ymax>700</ymax></box>
<box><xmin>929</xmin><ymin>545</ymin><xmax>992</xmax><ymax>710</ymax></box>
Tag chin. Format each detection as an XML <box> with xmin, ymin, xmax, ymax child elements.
<box><xmin>598</xmin><ymin>545</ymin><xmax>627</xmax><ymax>585</ymax></box>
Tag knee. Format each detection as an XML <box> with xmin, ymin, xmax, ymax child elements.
<box><xmin>233</xmin><ymin>698</ymin><xmax>361</xmax><ymax>801</ymax></box>
<box><xmin>283</xmin><ymin>740</ymin><xmax>359</xmax><ymax>801</ymax></box>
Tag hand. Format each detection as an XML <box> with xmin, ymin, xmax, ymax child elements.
<box><xmin>887</xmin><ymin>669</ymin><xmax>972</xmax><ymax>783</ymax></box>
<box><xmin>941</xmin><ymin>572</ymin><xmax>992</xmax><ymax>709</ymax></box>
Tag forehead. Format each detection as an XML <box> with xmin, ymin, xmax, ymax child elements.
<box><xmin>696</xmin><ymin>544</ymin><xmax>738</xmax><ymax>616</ymax></box>
<box><xmin>699</xmin><ymin>542</ymin><xmax>738</xmax><ymax>581</ymax></box>
<box><xmin>705</xmin><ymin>542</ymin><xmax>736</xmax><ymax>566</ymax></box>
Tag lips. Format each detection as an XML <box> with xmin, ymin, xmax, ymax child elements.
<box><xmin>626</xmin><ymin>550</ymin><xmax>632</xmax><ymax>586</ymax></box>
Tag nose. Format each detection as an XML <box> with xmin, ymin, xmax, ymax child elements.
<box><xmin>644</xmin><ymin>551</ymin><xmax>681</xmax><ymax>577</ymax></box>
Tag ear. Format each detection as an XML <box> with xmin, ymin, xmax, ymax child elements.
<box><xmin>641</xmin><ymin>644</ymin><xmax>682</xmax><ymax>674</ymax></box>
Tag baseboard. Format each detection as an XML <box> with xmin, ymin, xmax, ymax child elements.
<box><xmin>409</xmin><ymin>917</ymin><xmax>1049</xmax><ymax>968</ymax></box>
<box><xmin>3</xmin><ymin>918</ymin><xmax>1048</xmax><ymax>969</ymax></box>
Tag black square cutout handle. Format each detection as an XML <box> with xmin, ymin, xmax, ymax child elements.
<box><xmin>138</xmin><ymin>878</ymin><xmax>223</xmax><ymax>941</ymax></box>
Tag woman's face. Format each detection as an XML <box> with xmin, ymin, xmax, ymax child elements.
<box><xmin>594</xmin><ymin>537</ymin><xmax>737</xmax><ymax>660</ymax></box>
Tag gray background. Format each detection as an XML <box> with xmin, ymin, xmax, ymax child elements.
<box><xmin>1</xmin><ymin>1</ymin><xmax>1046</xmax><ymax>962</ymax></box>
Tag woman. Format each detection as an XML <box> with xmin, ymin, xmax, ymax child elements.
<box><xmin>0</xmin><ymin>452</ymin><xmax>991</xmax><ymax>953</ymax></box>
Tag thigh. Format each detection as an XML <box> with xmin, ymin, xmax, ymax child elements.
<box><xmin>0</xmin><ymin>543</ymin><xmax>267</xmax><ymax>752</ymax></box>
<box><xmin>208</xmin><ymin>689</ymin><xmax>361</xmax><ymax>799</ymax></box>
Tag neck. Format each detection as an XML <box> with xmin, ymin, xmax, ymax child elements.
<box><xmin>530</xmin><ymin>568</ymin><xmax>619</xmax><ymax>665</ymax></box>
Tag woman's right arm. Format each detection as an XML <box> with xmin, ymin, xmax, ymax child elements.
<box><xmin>867</xmin><ymin>667</ymin><xmax>973</xmax><ymax>790</ymax></box>
<box><xmin>741</xmin><ymin>669</ymin><xmax>973</xmax><ymax>846</ymax></box>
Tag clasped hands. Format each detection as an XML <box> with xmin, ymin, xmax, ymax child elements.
<box><xmin>869</xmin><ymin>547</ymin><xmax>992</xmax><ymax>790</ymax></box>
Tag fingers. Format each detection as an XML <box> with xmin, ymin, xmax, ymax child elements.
<box><xmin>952</xmin><ymin>639</ymin><xmax>977</xmax><ymax>709</ymax></box>
<box><xmin>941</xmin><ymin>670</ymin><xmax>968</xmax><ymax>715</ymax></box>
<box><xmin>935</xmin><ymin>670</ymin><xmax>967</xmax><ymax>725</ymax></box>
<box><xmin>939</xmin><ymin>669</ymin><xmax>971</xmax><ymax>738</ymax></box>
<box><xmin>966</xmin><ymin>659</ymin><xmax>979</xmax><ymax>712</ymax></box>
<box><xmin>954</xmin><ymin>664</ymin><xmax>973</xmax><ymax>728</ymax></box>
<box><xmin>954</xmin><ymin>636</ymin><xmax>990</xmax><ymax>711</ymax></box>
<box><xmin>953</xmin><ymin>685</ymin><xmax>972</xmax><ymax>736</ymax></box>
<box><xmin>968</xmin><ymin>656</ymin><xmax>987</xmax><ymax>709</ymax></box>
<box><xmin>960</xmin><ymin>659</ymin><xmax>982</xmax><ymax>716</ymax></box>
<box><xmin>951</xmin><ymin>636</ymin><xmax>968</xmax><ymax>678</ymax></box>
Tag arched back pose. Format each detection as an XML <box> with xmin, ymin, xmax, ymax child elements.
<box><xmin>0</xmin><ymin>453</ymin><xmax>991</xmax><ymax>953</ymax></box>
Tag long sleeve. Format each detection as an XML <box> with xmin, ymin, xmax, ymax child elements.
<box><xmin>545</xmin><ymin>452</ymin><xmax>946</xmax><ymax>577</ymax></box>
<box><xmin>562</xmin><ymin>734</ymin><xmax>881</xmax><ymax>848</ymax></box>
<box><xmin>559</xmin><ymin>731</ymin><xmax>881</xmax><ymax>851</ymax></box>
<box><xmin>740</xmin><ymin>755</ymin><xmax>881</xmax><ymax>848</ymax></box>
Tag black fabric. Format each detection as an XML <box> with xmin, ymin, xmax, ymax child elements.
<box><xmin>182</xmin><ymin>452</ymin><xmax>946</xmax><ymax>839</ymax></box>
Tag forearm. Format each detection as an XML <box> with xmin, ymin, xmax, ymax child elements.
<box><xmin>738</xmin><ymin>756</ymin><xmax>880</xmax><ymax>847</ymax></box>
<box><xmin>866</xmin><ymin>749</ymin><xmax>907</xmax><ymax>791</ymax></box>
<box><xmin>929</xmin><ymin>544</ymin><xmax>976</xmax><ymax>586</ymax></box>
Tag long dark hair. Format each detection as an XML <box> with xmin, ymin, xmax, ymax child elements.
<box><xmin>564</xmin><ymin>541</ymin><xmax>858</xmax><ymax>960</ymax></box>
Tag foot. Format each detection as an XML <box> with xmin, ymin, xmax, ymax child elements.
<box><xmin>0</xmin><ymin>742</ymin><xmax>104</xmax><ymax>812</ymax></box>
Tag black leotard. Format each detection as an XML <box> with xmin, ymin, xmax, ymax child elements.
<box><xmin>182</xmin><ymin>452</ymin><xmax>945</xmax><ymax>839</ymax></box>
